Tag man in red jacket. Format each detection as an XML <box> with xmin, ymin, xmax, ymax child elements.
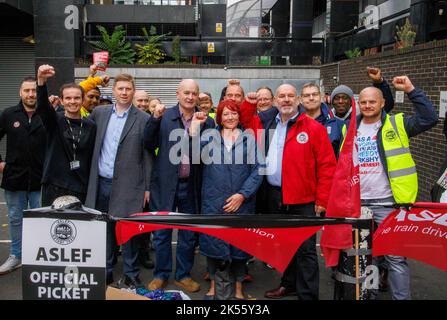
<box><xmin>240</xmin><ymin>83</ymin><xmax>336</xmax><ymax>300</ymax></box>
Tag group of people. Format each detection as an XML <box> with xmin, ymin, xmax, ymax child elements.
<box><xmin>0</xmin><ymin>63</ymin><xmax>439</xmax><ymax>300</ymax></box>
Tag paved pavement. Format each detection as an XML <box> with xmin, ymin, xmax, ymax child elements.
<box><xmin>0</xmin><ymin>192</ymin><xmax>446</xmax><ymax>300</ymax></box>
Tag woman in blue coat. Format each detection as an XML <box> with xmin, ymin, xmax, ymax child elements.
<box><xmin>190</xmin><ymin>99</ymin><xmax>263</xmax><ymax>300</ymax></box>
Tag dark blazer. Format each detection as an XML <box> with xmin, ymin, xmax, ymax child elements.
<box><xmin>0</xmin><ymin>102</ymin><xmax>46</xmax><ymax>191</ymax></box>
<box><xmin>144</xmin><ymin>104</ymin><xmax>215</xmax><ymax>213</ymax></box>
<box><xmin>85</xmin><ymin>104</ymin><xmax>153</xmax><ymax>217</ymax></box>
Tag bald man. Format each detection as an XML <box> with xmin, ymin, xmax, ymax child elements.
<box><xmin>144</xmin><ymin>79</ymin><xmax>215</xmax><ymax>293</ymax></box>
<box><xmin>346</xmin><ymin>76</ymin><xmax>437</xmax><ymax>300</ymax></box>
<box><xmin>133</xmin><ymin>90</ymin><xmax>150</xmax><ymax>112</ymax></box>
<box><xmin>241</xmin><ymin>83</ymin><xmax>336</xmax><ymax>300</ymax></box>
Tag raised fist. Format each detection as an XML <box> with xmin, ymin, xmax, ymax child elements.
<box><xmin>193</xmin><ymin>111</ymin><xmax>207</xmax><ymax>123</ymax></box>
<box><xmin>392</xmin><ymin>76</ymin><xmax>415</xmax><ymax>94</ymax></box>
<box><xmin>367</xmin><ymin>67</ymin><xmax>383</xmax><ymax>83</ymax></box>
<box><xmin>37</xmin><ymin>65</ymin><xmax>55</xmax><ymax>85</ymax></box>
<box><xmin>153</xmin><ymin>104</ymin><xmax>166</xmax><ymax>119</ymax></box>
<box><xmin>245</xmin><ymin>92</ymin><xmax>258</xmax><ymax>105</ymax></box>
<box><xmin>49</xmin><ymin>95</ymin><xmax>61</xmax><ymax>108</ymax></box>
<box><xmin>38</xmin><ymin>65</ymin><xmax>55</xmax><ymax>79</ymax></box>
<box><xmin>89</xmin><ymin>64</ymin><xmax>98</xmax><ymax>76</ymax></box>
<box><xmin>100</xmin><ymin>75</ymin><xmax>110</xmax><ymax>87</ymax></box>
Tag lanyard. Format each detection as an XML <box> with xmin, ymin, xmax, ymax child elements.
<box><xmin>65</xmin><ymin>118</ymin><xmax>83</xmax><ymax>161</ymax></box>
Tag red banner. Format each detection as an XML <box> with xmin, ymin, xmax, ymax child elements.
<box><xmin>116</xmin><ymin>218</ymin><xmax>323</xmax><ymax>273</ymax></box>
<box><xmin>320</xmin><ymin>101</ymin><xmax>360</xmax><ymax>267</ymax></box>
<box><xmin>373</xmin><ymin>204</ymin><xmax>447</xmax><ymax>272</ymax></box>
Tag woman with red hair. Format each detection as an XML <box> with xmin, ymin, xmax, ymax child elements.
<box><xmin>190</xmin><ymin>99</ymin><xmax>263</xmax><ymax>300</ymax></box>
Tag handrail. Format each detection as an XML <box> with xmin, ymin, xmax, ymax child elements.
<box><xmin>334</xmin><ymin>8</ymin><xmax>411</xmax><ymax>40</ymax></box>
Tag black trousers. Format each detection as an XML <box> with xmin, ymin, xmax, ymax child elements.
<box><xmin>265</xmin><ymin>183</ymin><xmax>319</xmax><ymax>300</ymax></box>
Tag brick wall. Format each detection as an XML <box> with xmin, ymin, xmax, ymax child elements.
<box><xmin>320</xmin><ymin>40</ymin><xmax>447</xmax><ymax>201</ymax></box>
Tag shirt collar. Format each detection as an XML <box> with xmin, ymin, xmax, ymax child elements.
<box><xmin>112</xmin><ymin>103</ymin><xmax>132</xmax><ymax>117</ymax></box>
<box><xmin>275</xmin><ymin>111</ymin><xmax>299</xmax><ymax>124</ymax></box>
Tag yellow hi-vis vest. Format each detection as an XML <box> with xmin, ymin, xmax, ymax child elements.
<box><xmin>341</xmin><ymin>113</ymin><xmax>418</xmax><ymax>203</ymax></box>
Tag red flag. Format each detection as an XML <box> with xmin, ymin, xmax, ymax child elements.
<box><xmin>320</xmin><ymin>104</ymin><xmax>361</xmax><ymax>267</ymax></box>
<box><xmin>373</xmin><ymin>204</ymin><xmax>447</xmax><ymax>272</ymax></box>
<box><xmin>116</xmin><ymin>220</ymin><xmax>322</xmax><ymax>273</ymax></box>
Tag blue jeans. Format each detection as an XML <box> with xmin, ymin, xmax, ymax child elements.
<box><xmin>96</xmin><ymin>177</ymin><xmax>139</xmax><ymax>279</ymax></box>
<box><xmin>153</xmin><ymin>179</ymin><xmax>197</xmax><ymax>281</ymax></box>
<box><xmin>365</xmin><ymin>201</ymin><xmax>411</xmax><ymax>300</ymax></box>
<box><xmin>5</xmin><ymin>190</ymin><xmax>41</xmax><ymax>259</ymax></box>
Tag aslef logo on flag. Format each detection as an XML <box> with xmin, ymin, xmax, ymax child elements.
<box><xmin>374</xmin><ymin>206</ymin><xmax>447</xmax><ymax>272</ymax></box>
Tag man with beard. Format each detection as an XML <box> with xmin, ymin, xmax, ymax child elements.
<box><xmin>241</xmin><ymin>84</ymin><xmax>336</xmax><ymax>300</ymax></box>
<box><xmin>0</xmin><ymin>77</ymin><xmax>46</xmax><ymax>275</ymax></box>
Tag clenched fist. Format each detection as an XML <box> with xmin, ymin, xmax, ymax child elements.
<box><xmin>392</xmin><ymin>76</ymin><xmax>415</xmax><ymax>94</ymax></box>
<box><xmin>153</xmin><ymin>104</ymin><xmax>167</xmax><ymax>118</ymax></box>
<box><xmin>49</xmin><ymin>95</ymin><xmax>61</xmax><ymax>109</ymax></box>
<box><xmin>100</xmin><ymin>75</ymin><xmax>110</xmax><ymax>87</ymax></box>
<box><xmin>245</xmin><ymin>92</ymin><xmax>258</xmax><ymax>105</ymax></box>
<box><xmin>37</xmin><ymin>65</ymin><xmax>55</xmax><ymax>86</ymax></box>
<box><xmin>193</xmin><ymin>111</ymin><xmax>207</xmax><ymax>123</ymax></box>
<box><xmin>366</xmin><ymin>67</ymin><xmax>383</xmax><ymax>83</ymax></box>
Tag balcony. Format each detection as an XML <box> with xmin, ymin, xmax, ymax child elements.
<box><xmin>80</xmin><ymin>35</ymin><xmax>325</xmax><ymax>66</ymax></box>
<box><xmin>89</xmin><ymin>0</ymin><xmax>197</xmax><ymax>5</ymax></box>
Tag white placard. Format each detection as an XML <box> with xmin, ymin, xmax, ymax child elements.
<box><xmin>395</xmin><ymin>91</ymin><xmax>405</xmax><ymax>104</ymax></box>
<box><xmin>22</xmin><ymin>215</ymin><xmax>106</xmax><ymax>300</ymax></box>
<box><xmin>440</xmin><ymin>91</ymin><xmax>447</xmax><ymax>118</ymax></box>
<box><xmin>23</xmin><ymin>218</ymin><xmax>106</xmax><ymax>266</ymax></box>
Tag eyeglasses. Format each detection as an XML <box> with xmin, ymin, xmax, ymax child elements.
<box><xmin>301</xmin><ymin>92</ymin><xmax>320</xmax><ymax>98</ymax></box>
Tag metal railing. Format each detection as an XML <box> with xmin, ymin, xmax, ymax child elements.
<box><xmin>80</xmin><ymin>35</ymin><xmax>325</xmax><ymax>66</ymax></box>
<box><xmin>89</xmin><ymin>0</ymin><xmax>197</xmax><ymax>5</ymax></box>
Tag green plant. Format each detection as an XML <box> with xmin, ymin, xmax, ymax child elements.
<box><xmin>171</xmin><ymin>35</ymin><xmax>181</xmax><ymax>64</ymax></box>
<box><xmin>395</xmin><ymin>18</ymin><xmax>416</xmax><ymax>48</ymax></box>
<box><xmin>135</xmin><ymin>26</ymin><xmax>169</xmax><ymax>65</ymax></box>
<box><xmin>345</xmin><ymin>47</ymin><xmax>361</xmax><ymax>59</ymax></box>
<box><xmin>89</xmin><ymin>25</ymin><xmax>136</xmax><ymax>65</ymax></box>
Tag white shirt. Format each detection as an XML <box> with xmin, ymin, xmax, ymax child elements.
<box><xmin>357</xmin><ymin>120</ymin><xmax>393</xmax><ymax>200</ymax></box>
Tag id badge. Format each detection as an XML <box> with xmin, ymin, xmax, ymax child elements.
<box><xmin>70</xmin><ymin>160</ymin><xmax>80</xmax><ymax>171</ymax></box>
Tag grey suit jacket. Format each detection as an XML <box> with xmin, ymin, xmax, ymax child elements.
<box><xmin>85</xmin><ymin>104</ymin><xmax>153</xmax><ymax>217</ymax></box>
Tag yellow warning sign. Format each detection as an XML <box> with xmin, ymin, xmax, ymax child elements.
<box><xmin>207</xmin><ymin>42</ymin><xmax>215</xmax><ymax>53</ymax></box>
<box><xmin>216</xmin><ymin>23</ymin><xmax>223</xmax><ymax>33</ymax></box>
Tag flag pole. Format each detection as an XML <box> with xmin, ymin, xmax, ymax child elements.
<box><xmin>355</xmin><ymin>228</ymin><xmax>360</xmax><ymax>300</ymax></box>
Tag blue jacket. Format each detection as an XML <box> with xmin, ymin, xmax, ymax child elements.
<box><xmin>144</xmin><ymin>104</ymin><xmax>215</xmax><ymax>213</ymax></box>
<box><xmin>198</xmin><ymin>127</ymin><xmax>263</xmax><ymax>261</ymax></box>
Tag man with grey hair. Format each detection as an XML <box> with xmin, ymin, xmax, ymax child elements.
<box><xmin>240</xmin><ymin>83</ymin><xmax>336</xmax><ymax>300</ymax></box>
<box><xmin>144</xmin><ymin>79</ymin><xmax>215</xmax><ymax>293</ymax></box>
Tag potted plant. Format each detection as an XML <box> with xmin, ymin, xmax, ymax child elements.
<box><xmin>395</xmin><ymin>18</ymin><xmax>417</xmax><ymax>49</ymax></box>
<box><xmin>89</xmin><ymin>25</ymin><xmax>136</xmax><ymax>65</ymax></box>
